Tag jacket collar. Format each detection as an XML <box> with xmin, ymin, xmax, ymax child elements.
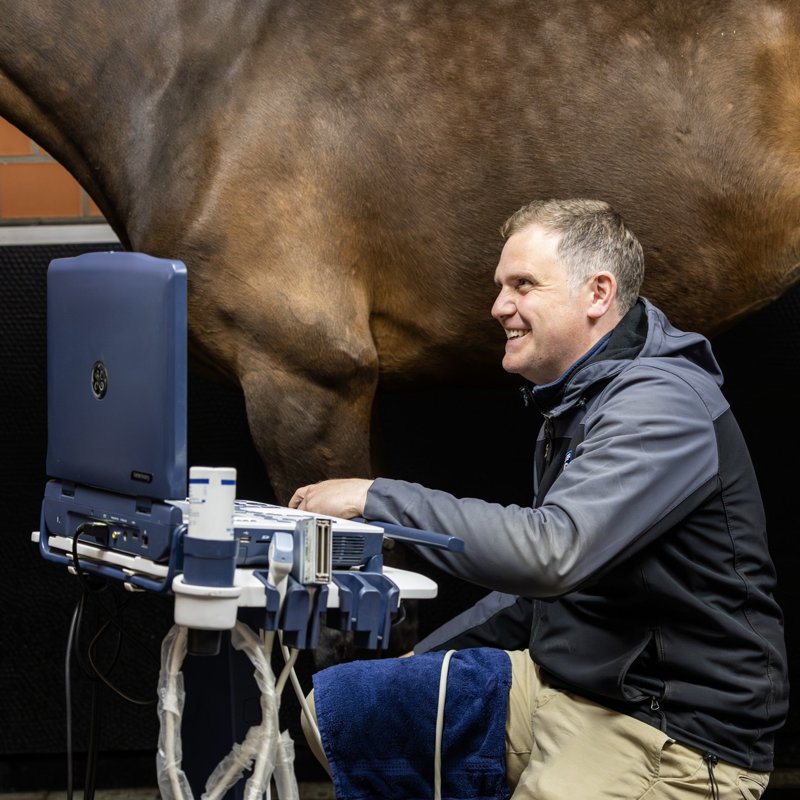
<box><xmin>528</xmin><ymin>299</ymin><xmax>648</xmax><ymax>414</ymax></box>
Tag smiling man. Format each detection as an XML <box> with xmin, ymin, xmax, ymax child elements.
<box><xmin>492</xmin><ymin>202</ymin><xmax>636</xmax><ymax>386</ymax></box>
<box><xmin>290</xmin><ymin>199</ymin><xmax>789</xmax><ymax>800</ymax></box>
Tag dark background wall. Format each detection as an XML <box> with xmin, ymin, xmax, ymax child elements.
<box><xmin>0</xmin><ymin>241</ymin><xmax>797</xmax><ymax>792</ymax></box>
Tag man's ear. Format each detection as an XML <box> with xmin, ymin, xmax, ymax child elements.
<box><xmin>587</xmin><ymin>272</ymin><xmax>616</xmax><ymax>319</ymax></box>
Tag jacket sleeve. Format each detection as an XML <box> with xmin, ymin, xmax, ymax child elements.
<box><xmin>364</xmin><ymin>365</ymin><xmax>722</xmax><ymax>598</ymax></box>
<box><xmin>413</xmin><ymin>592</ymin><xmax>533</xmax><ymax>653</ymax></box>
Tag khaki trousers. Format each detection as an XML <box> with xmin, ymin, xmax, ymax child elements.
<box><xmin>505</xmin><ymin>650</ymin><xmax>770</xmax><ymax>799</ymax></box>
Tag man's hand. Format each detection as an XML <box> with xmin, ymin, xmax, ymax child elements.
<box><xmin>288</xmin><ymin>478</ymin><xmax>374</xmax><ymax>519</ymax></box>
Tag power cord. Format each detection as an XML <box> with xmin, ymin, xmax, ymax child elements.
<box><xmin>65</xmin><ymin>526</ymin><xmax>159</xmax><ymax>800</ymax></box>
<box><xmin>65</xmin><ymin>593</ymin><xmax>84</xmax><ymax>800</ymax></box>
<box><xmin>434</xmin><ymin>650</ymin><xmax>455</xmax><ymax>800</ymax></box>
<box><xmin>280</xmin><ymin>637</ymin><xmax>324</xmax><ymax>756</ymax></box>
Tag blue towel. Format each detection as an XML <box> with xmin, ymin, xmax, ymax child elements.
<box><xmin>313</xmin><ymin>648</ymin><xmax>511</xmax><ymax>800</ymax></box>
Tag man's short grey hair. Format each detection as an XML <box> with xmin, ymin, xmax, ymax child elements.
<box><xmin>501</xmin><ymin>199</ymin><xmax>645</xmax><ymax>312</ymax></box>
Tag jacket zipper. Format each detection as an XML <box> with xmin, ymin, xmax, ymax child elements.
<box><xmin>543</xmin><ymin>415</ymin><xmax>554</xmax><ymax>464</ymax></box>
<box><xmin>650</xmin><ymin>696</ymin><xmax>667</xmax><ymax>732</ymax></box>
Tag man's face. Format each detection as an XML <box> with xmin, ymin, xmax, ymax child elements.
<box><xmin>491</xmin><ymin>224</ymin><xmax>595</xmax><ymax>385</ymax></box>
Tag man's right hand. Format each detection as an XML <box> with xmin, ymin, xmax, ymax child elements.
<box><xmin>288</xmin><ymin>477</ymin><xmax>374</xmax><ymax>519</ymax></box>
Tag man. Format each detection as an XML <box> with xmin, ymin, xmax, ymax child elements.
<box><xmin>290</xmin><ymin>199</ymin><xmax>789</xmax><ymax>799</ymax></box>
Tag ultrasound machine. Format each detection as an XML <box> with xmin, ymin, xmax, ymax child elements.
<box><xmin>33</xmin><ymin>251</ymin><xmax>463</xmax><ymax>800</ymax></box>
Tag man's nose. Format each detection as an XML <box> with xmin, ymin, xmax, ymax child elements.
<box><xmin>491</xmin><ymin>289</ymin><xmax>512</xmax><ymax>320</ymax></box>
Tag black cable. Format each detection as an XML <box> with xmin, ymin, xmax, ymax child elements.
<box><xmin>69</xmin><ymin>528</ymin><xmax>108</xmax><ymax>689</ymax></box>
<box><xmin>65</xmin><ymin>591</ymin><xmax>86</xmax><ymax>800</ymax></box>
<box><xmin>71</xmin><ymin>526</ymin><xmax>158</xmax><ymax>703</ymax></box>
<box><xmin>86</xmin><ymin>619</ymin><xmax>156</xmax><ymax>706</ymax></box>
<box><xmin>65</xmin><ymin>527</ymin><xmax>160</xmax><ymax>799</ymax></box>
<box><xmin>71</xmin><ymin>525</ymin><xmax>108</xmax><ymax>596</ymax></box>
<box><xmin>84</xmin><ymin>681</ymin><xmax>101</xmax><ymax>800</ymax></box>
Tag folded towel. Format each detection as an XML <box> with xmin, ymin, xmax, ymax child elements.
<box><xmin>313</xmin><ymin>648</ymin><xmax>511</xmax><ymax>800</ymax></box>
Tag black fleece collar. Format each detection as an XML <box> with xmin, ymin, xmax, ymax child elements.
<box><xmin>527</xmin><ymin>299</ymin><xmax>648</xmax><ymax>412</ymax></box>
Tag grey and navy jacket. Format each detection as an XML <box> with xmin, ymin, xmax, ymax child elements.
<box><xmin>364</xmin><ymin>298</ymin><xmax>789</xmax><ymax>772</ymax></box>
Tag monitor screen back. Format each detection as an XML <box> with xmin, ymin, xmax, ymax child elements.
<box><xmin>46</xmin><ymin>251</ymin><xmax>187</xmax><ymax>500</ymax></box>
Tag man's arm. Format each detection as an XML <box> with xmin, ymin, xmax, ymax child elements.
<box><xmin>291</xmin><ymin>368</ymin><xmax>721</xmax><ymax>600</ymax></box>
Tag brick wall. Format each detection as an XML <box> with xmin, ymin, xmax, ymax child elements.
<box><xmin>0</xmin><ymin>117</ymin><xmax>105</xmax><ymax>223</ymax></box>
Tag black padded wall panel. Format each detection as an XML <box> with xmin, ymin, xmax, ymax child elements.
<box><xmin>1</xmin><ymin>240</ymin><xmax>797</xmax><ymax>788</ymax></box>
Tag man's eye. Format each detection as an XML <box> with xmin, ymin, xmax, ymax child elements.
<box><xmin>515</xmin><ymin>278</ymin><xmax>531</xmax><ymax>289</ymax></box>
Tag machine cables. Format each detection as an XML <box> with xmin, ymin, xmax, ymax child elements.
<box><xmin>64</xmin><ymin>524</ymin><xmax>159</xmax><ymax>800</ymax></box>
<box><xmin>155</xmin><ymin>547</ymin><xmax>302</xmax><ymax>800</ymax></box>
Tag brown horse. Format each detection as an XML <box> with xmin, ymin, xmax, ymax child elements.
<box><xmin>2</xmin><ymin>0</ymin><xmax>799</xmax><ymax>505</ymax></box>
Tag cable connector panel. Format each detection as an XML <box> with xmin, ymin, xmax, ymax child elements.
<box><xmin>292</xmin><ymin>517</ymin><xmax>332</xmax><ymax>585</ymax></box>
